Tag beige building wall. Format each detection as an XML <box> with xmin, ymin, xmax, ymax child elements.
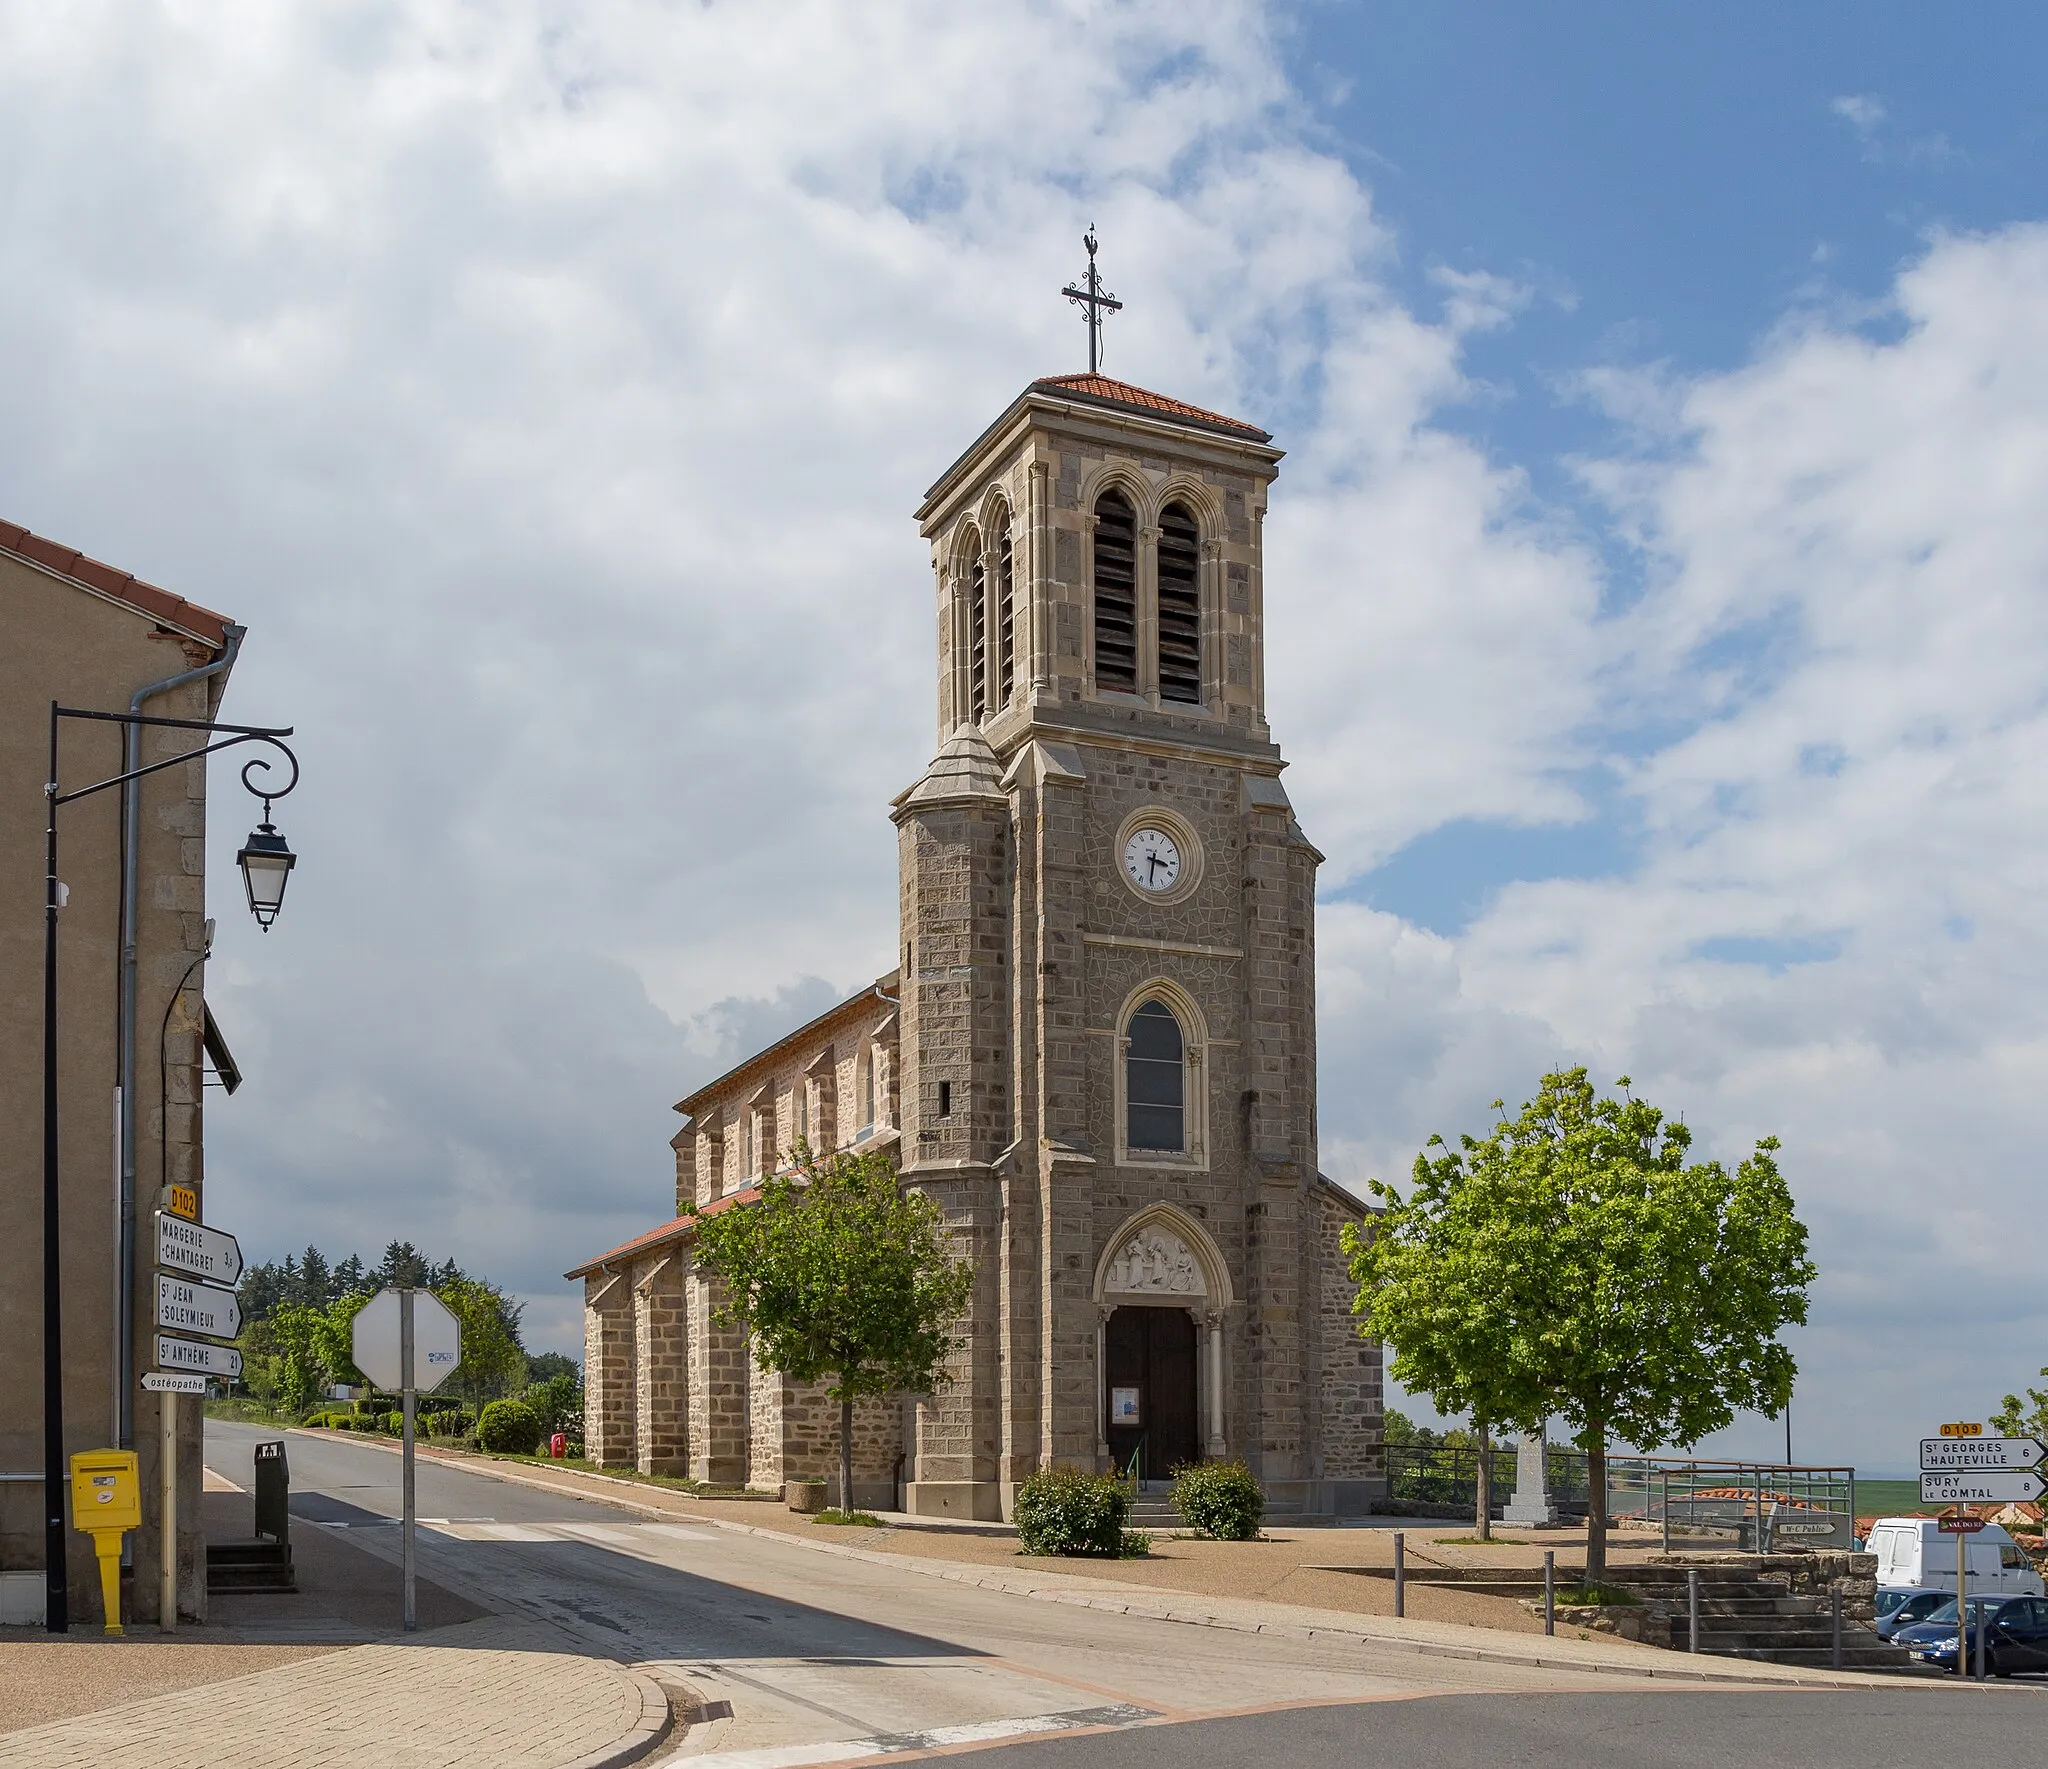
<box><xmin>1</xmin><ymin>524</ymin><xmax>239</xmax><ymax>1625</ymax></box>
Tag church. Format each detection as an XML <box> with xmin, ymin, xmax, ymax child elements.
<box><xmin>568</xmin><ymin>347</ymin><xmax>1386</xmax><ymax>1521</ymax></box>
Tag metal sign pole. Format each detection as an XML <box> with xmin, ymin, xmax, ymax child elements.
<box><xmin>401</xmin><ymin>1287</ymin><xmax>416</xmax><ymax>1634</ymax></box>
<box><xmin>1956</xmin><ymin>1526</ymin><xmax>1967</xmax><ymax>1678</ymax></box>
<box><xmin>159</xmin><ymin>1390</ymin><xmax>177</xmax><ymax>1632</ymax></box>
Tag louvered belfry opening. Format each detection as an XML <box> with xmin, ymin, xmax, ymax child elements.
<box><xmin>1157</xmin><ymin>501</ymin><xmax>1202</xmax><ymax>704</ymax></box>
<box><xmin>1092</xmin><ymin>489</ymin><xmax>1138</xmax><ymax>693</ymax></box>
<box><xmin>967</xmin><ymin>542</ymin><xmax>988</xmax><ymax>722</ymax></box>
<box><xmin>996</xmin><ymin>524</ymin><xmax>1015</xmax><ymax>704</ymax></box>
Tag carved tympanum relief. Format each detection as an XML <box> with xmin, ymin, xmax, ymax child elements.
<box><xmin>1103</xmin><ymin>1225</ymin><xmax>1205</xmax><ymax>1296</ymax></box>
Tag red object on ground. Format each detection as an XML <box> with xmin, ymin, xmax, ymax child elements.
<box><xmin>550</xmin><ymin>1433</ymin><xmax>567</xmax><ymax>1459</ymax></box>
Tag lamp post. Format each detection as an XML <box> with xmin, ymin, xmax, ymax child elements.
<box><xmin>42</xmin><ymin>703</ymin><xmax>298</xmax><ymax>1633</ymax></box>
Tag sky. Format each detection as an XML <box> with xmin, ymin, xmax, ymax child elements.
<box><xmin>4</xmin><ymin>1</ymin><xmax>2046</xmax><ymax>1476</ymax></box>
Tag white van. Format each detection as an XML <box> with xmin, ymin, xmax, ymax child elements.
<box><xmin>1867</xmin><ymin>1517</ymin><xmax>2045</xmax><ymax>1596</ymax></box>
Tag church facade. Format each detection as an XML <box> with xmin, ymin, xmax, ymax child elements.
<box><xmin>569</xmin><ymin>373</ymin><xmax>1385</xmax><ymax>1520</ymax></box>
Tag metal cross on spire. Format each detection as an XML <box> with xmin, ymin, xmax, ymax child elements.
<box><xmin>1061</xmin><ymin>228</ymin><xmax>1123</xmax><ymax>375</ymax></box>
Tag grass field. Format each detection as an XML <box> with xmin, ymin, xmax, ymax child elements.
<box><xmin>1854</xmin><ymin>1478</ymin><xmax>1925</xmax><ymax>1516</ymax></box>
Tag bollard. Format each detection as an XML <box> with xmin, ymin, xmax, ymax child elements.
<box><xmin>1660</xmin><ymin>1473</ymin><xmax>1671</xmax><ymax>1555</ymax></box>
<box><xmin>1977</xmin><ymin>1605</ymin><xmax>1988</xmax><ymax>1682</ymax></box>
<box><xmin>1688</xmin><ymin>1567</ymin><xmax>1701</xmax><ymax>1654</ymax></box>
<box><xmin>1543</xmin><ymin>1549</ymin><xmax>1555</xmax><ymax>1636</ymax></box>
<box><xmin>1831</xmin><ymin>1583</ymin><xmax>1842</xmax><ymax>1670</ymax></box>
<box><xmin>1392</xmin><ymin>1531</ymin><xmax>1405</xmax><ymax>1618</ymax></box>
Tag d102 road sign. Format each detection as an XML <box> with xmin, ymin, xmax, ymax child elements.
<box><xmin>351</xmin><ymin>1287</ymin><xmax>462</xmax><ymax>1394</ymax></box>
<box><xmin>156</xmin><ymin>1273</ymin><xmax>241</xmax><ymax>1340</ymax></box>
<box><xmin>141</xmin><ymin>1371</ymin><xmax>206</xmax><ymax>1394</ymax></box>
<box><xmin>157</xmin><ymin>1334</ymin><xmax>242</xmax><ymax>1378</ymax></box>
<box><xmin>1922</xmin><ymin>1469</ymin><xmax>2046</xmax><ymax>1506</ymax></box>
<box><xmin>156</xmin><ymin>1211</ymin><xmax>243</xmax><ymax>1286</ymax></box>
<box><xmin>1920</xmin><ymin>1436</ymin><xmax>2046</xmax><ymax>1471</ymax></box>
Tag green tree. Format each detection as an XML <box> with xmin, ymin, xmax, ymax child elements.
<box><xmin>313</xmin><ymin>1291</ymin><xmax>374</xmax><ymax>1389</ymax></box>
<box><xmin>268</xmin><ymin>1301</ymin><xmax>328</xmax><ymax>1415</ymax></box>
<box><xmin>690</xmin><ymin>1142</ymin><xmax>973</xmax><ymax>1513</ymax></box>
<box><xmin>1992</xmin><ymin>1370</ymin><xmax>2048</xmax><ymax>1444</ymax></box>
<box><xmin>435</xmin><ymin>1274</ymin><xmax>527</xmax><ymax>1412</ymax></box>
<box><xmin>1346</xmin><ymin>1068</ymin><xmax>1815</xmax><ymax>1582</ymax></box>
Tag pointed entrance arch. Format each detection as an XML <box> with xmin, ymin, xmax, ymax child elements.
<box><xmin>1092</xmin><ymin>1205</ymin><xmax>1233</xmax><ymax>1472</ymax></box>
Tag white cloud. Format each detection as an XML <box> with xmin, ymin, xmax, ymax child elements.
<box><xmin>6</xmin><ymin>4</ymin><xmax>2046</xmax><ymax>1474</ymax></box>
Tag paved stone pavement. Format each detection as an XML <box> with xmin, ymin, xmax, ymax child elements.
<box><xmin>0</xmin><ymin>1616</ymin><xmax>668</xmax><ymax>1769</ymax></box>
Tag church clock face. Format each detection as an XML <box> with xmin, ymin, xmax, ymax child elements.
<box><xmin>1122</xmin><ymin>826</ymin><xmax>1182</xmax><ymax>894</ymax></box>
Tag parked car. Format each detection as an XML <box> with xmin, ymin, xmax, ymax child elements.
<box><xmin>1895</xmin><ymin>1594</ymin><xmax>2048</xmax><ymax>1675</ymax></box>
<box><xmin>1875</xmin><ymin>1587</ymin><xmax>1954</xmax><ymax>1641</ymax></box>
<box><xmin>1866</xmin><ymin>1517</ymin><xmax>2046</xmax><ymax>1595</ymax></box>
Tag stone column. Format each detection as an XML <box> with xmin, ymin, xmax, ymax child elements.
<box><xmin>686</xmin><ymin>1269</ymin><xmax>748</xmax><ymax>1486</ymax></box>
<box><xmin>1204</xmin><ymin>1310</ymin><xmax>1227</xmax><ymax>1458</ymax></box>
<box><xmin>1503</xmin><ymin>1425</ymin><xmax>1556</xmax><ymax>1526</ymax></box>
<box><xmin>1094</xmin><ymin>1307</ymin><xmax>1111</xmax><ymax>1464</ymax></box>
<box><xmin>633</xmin><ymin>1256</ymin><xmax>689</xmax><ymax>1476</ymax></box>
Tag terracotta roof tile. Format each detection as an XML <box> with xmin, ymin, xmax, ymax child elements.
<box><xmin>564</xmin><ymin>1185</ymin><xmax>764</xmax><ymax>1279</ymax></box>
<box><xmin>0</xmin><ymin>517</ymin><xmax>233</xmax><ymax>649</ymax></box>
<box><xmin>1030</xmin><ymin>374</ymin><xmax>1270</xmax><ymax>442</ymax></box>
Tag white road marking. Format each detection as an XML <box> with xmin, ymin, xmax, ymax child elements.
<box><xmin>675</xmin><ymin>1704</ymin><xmax>1155</xmax><ymax>1768</ymax></box>
<box><xmin>641</xmin><ymin>1523</ymin><xmax>715</xmax><ymax>1542</ymax></box>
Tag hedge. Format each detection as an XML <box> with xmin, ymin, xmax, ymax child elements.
<box><xmin>477</xmin><ymin>1398</ymin><xmax>544</xmax><ymax>1455</ymax></box>
<box><xmin>1014</xmin><ymin>1466</ymin><xmax>1147</xmax><ymax>1557</ymax></box>
<box><xmin>1171</xmin><ymin>1459</ymin><xmax>1264</xmax><ymax>1540</ymax></box>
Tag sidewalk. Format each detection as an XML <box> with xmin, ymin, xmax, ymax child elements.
<box><xmin>0</xmin><ymin>1615</ymin><xmax>669</xmax><ymax>1769</ymax></box>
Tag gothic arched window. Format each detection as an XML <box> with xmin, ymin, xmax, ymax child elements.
<box><xmin>966</xmin><ymin>537</ymin><xmax>988</xmax><ymax>723</ymax></box>
<box><xmin>1092</xmin><ymin>488</ymin><xmax>1138</xmax><ymax>693</ymax></box>
<box><xmin>995</xmin><ymin>521</ymin><xmax>1015</xmax><ymax>705</ymax></box>
<box><xmin>1126</xmin><ymin>999</ymin><xmax>1186</xmax><ymax>1152</ymax></box>
<box><xmin>1157</xmin><ymin>501</ymin><xmax>1202</xmax><ymax>704</ymax></box>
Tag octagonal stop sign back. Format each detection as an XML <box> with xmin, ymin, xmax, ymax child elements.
<box><xmin>351</xmin><ymin>1288</ymin><xmax>463</xmax><ymax>1393</ymax></box>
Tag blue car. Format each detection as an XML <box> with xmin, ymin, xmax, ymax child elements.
<box><xmin>1895</xmin><ymin>1594</ymin><xmax>2048</xmax><ymax>1675</ymax></box>
<box><xmin>1875</xmin><ymin>1588</ymin><xmax>1953</xmax><ymax>1642</ymax></box>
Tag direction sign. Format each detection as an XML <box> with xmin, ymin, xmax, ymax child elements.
<box><xmin>351</xmin><ymin>1287</ymin><xmax>462</xmax><ymax>1394</ymax></box>
<box><xmin>141</xmin><ymin>1371</ymin><xmax>206</xmax><ymax>1394</ymax></box>
<box><xmin>155</xmin><ymin>1273</ymin><xmax>241</xmax><ymax>1340</ymax></box>
<box><xmin>1921</xmin><ymin>1437</ymin><xmax>2046</xmax><ymax>1472</ymax></box>
<box><xmin>1940</xmin><ymin>1422</ymin><xmax>1984</xmax><ymax>1437</ymax></box>
<box><xmin>1940</xmin><ymin>1514</ymin><xmax>1989</xmax><ymax>1533</ymax></box>
<box><xmin>1923</xmin><ymin>1469</ymin><xmax>2046</xmax><ymax>1505</ymax></box>
<box><xmin>155</xmin><ymin>1211</ymin><xmax>243</xmax><ymax>1286</ymax></box>
<box><xmin>156</xmin><ymin>1333</ymin><xmax>242</xmax><ymax>1378</ymax></box>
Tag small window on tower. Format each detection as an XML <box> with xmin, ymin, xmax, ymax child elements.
<box><xmin>1092</xmin><ymin>489</ymin><xmax>1137</xmax><ymax>693</ymax></box>
<box><xmin>1158</xmin><ymin>502</ymin><xmax>1202</xmax><ymax>705</ymax></box>
<box><xmin>938</xmin><ymin>1080</ymin><xmax>953</xmax><ymax>1118</ymax></box>
<box><xmin>1126</xmin><ymin>1000</ymin><xmax>1185</xmax><ymax>1152</ymax></box>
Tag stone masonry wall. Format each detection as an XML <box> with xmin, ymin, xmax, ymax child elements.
<box><xmin>1316</xmin><ymin>1188</ymin><xmax>1382</xmax><ymax>1478</ymax></box>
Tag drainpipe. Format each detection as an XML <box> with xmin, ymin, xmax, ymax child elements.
<box><xmin>117</xmin><ymin>625</ymin><xmax>244</xmax><ymax>1450</ymax></box>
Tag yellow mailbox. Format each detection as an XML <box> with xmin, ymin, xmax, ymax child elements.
<box><xmin>69</xmin><ymin>1449</ymin><xmax>140</xmax><ymax>1635</ymax></box>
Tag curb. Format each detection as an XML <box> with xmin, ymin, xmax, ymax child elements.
<box><xmin>280</xmin><ymin>1433</ymin><xmax>1900</xmax><ymax>1693</ymax></box>
<box><xmin>559</xmin><ymin>1666</ymin><xmax>672</xmax><ymax>1769</ymax></box>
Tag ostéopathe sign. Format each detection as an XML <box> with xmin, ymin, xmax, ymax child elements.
<box><xmin>1922</xmin><ymin>1469</ymin><xmax>2046</xmax><ymax>1505</ymax></box>
<box><xmin>155</xmin><ymin>1274</ymin><xmax>241</xmax><ymax>1340</ymax></box>
<box><xmin>1920</xmin><ymin>1437</ymin><xmax>2046</xmax><ymax>1471</ymax></box>
<box><xmin>155</xmin><ymin>1211</ymin><xmax>244</xmax><ymax>1286</ymax></box>
<box><xmin>156</xmin><ymin>1334</ymin><xmax>242</xmax><ymax>1378</ymax></box>
<box><xmin>351</xmin><ymin>1288</ymin><xmax>462</xmax><ymax>1394</ymax></box>
<box><xmin>140</xmin><ymin>1372</ymin><xmax>206</xmax><ymax>1394</ymax></box>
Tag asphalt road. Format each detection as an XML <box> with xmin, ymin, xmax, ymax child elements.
<box><xmin>206</xmin><ymin>1421</ymin><xmax>2043</xmax><ymax>1768</ymax></box>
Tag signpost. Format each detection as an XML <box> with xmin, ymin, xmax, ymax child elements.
<box><xmin>352</xmin><ymin>1288</ymin><xmax>461</xmax><ymax>1633</ymax></box>
<box><xmin>163</xmin><ymin>1184</ymin><xmax>199</xmax><ymax>1222</ymax></box>
<box><xmin>1922</xmin><ymin>1469</ymin><xmax>2045</xmax><ymax>1506</ymax></box>
<box><xmin>154</xmin><ymin>1274</ymin><xmax>241</xmax><ymax>1340</ymax></box>
<box><xmin>139</xmin><ymin>1372</ymin><xmax>205</xmax><ymax>1395</ymax></box>
<box><xmin>154</xmin><ymin>1334</ymin><xmax>242</xmax><ymax>1379</ymax></box>
<box><xmin>1918</xmin><ymin>1422</ymin><xmax>2047</xmax><ymax>1680</ymax></box>
<box><xmin>154</xmin><ymin>1213</ymin><xmax>243</xmax><ymax>1287</ymax></box>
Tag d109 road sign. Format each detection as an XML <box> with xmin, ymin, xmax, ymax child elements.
<box><xmin>1920</xmin><ymin>1436</ymin><xmax>2046</xmax><ymax>1471</ymax></box>
<box><xmin>156</xmin><ymin>1210</ymin><xmax>244</xmax><ymax>1286</ymax></box>
<box><xmin>156</xmin><ymin>1273</ymin><xmax>241</xmax><ymax>1340</ymax></box>
<box><xmin>156</xmin><ymin>1333</ymin><xmax>242</xmax><ymax>1378</ymax></box>
<box><xmin>1922</xmin><ymin>1469</ymin><xmax>2046</xmax><ymax>1505</ymax></box>
<box><xmin>351</xmin><ymin>1287</ymin><xmax>462</xmax><ymax>1394</ymax></box>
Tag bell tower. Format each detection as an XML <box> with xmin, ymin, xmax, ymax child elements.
<box><xmin>892</xmin><ymin>362</ymin><xmax>1376</xmax><ymax>1522</ymax></box>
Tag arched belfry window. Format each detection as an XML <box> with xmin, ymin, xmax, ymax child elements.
<box><xmin>1092</xmin><ymin>489</ymin><xmax>1138</xmax><ymax>693</ymax></box>
<box><xmin>1126</xmin><ymin>1000</ymin><xmax>1186</xmax><ymax>1152</ymax></box>
<box><xmin>1157</xmin><ymin>501</ymin><xmax>1202</xmax><ymax>705</ymax></box>
<box><xmin>966</xmin><ymin>538</ymin><xmax>988</xmax><ymax>723</ymax></box>
<box><xmin>995</xmin><ymin>521</ymin><xmax>1015</xmax><ymax>705</ymax></box>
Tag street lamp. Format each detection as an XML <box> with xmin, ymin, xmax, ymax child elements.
<box><xmin>42</xmin><ymin>704</ymin><xmax>298</xmax><ymax>1633</ymax></box>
